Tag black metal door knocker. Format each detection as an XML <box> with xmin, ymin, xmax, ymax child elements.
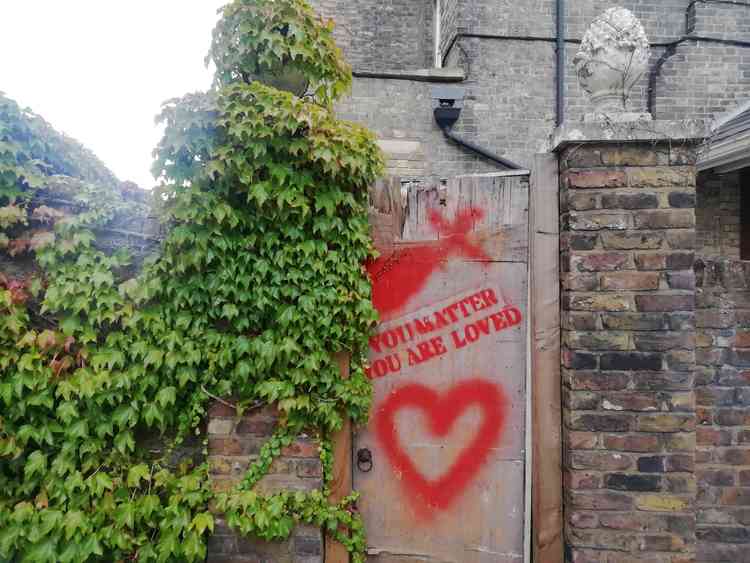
<box><xmin>357</xmin><ymin>448</ymin><xmax>373</xmax><ymax>472</ymax></box>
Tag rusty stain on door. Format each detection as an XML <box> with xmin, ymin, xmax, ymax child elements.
<box><xmin>357</xmin><ymin>173</ymin><xmax>530</xmax><ymax>563</ymax></box>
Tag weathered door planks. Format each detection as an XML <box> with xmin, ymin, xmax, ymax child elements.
<box><xmin>355</xmin><ymin>172</ymin><xmax>530</xmax><ymax>563</ymax></box>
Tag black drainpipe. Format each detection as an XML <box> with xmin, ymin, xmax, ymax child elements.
<box><xmin>556</xmin><ymin>0</ymin><xmax>566</xmax><ymax>126</ymax></box>
<box><xmin>647</xmin><ymin>42</ymin><xmax>680</xmax><ymax>115</ymax></box>
<box><xmin>432</xmin><ymin>87</ymin><xmax>523</xmax><ymax>170</ymax></box>
<box><xmin>440</xmin><ymin>126</ymin><xmax>523</xmax><ymax>170</ymax></box>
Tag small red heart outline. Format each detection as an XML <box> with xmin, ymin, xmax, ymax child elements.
<box><xmin>374</xmin><ymin>379</ymin><xmax>508</xmax><ymax>517</ymax></box>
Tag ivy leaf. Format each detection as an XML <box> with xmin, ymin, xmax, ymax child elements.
<box><xmin>127</xmin><ymin>463</ymin><xmax>151</xmax><ymax>487</ymax></box>
<box><xmin>140</xmin><ymin>495</ymin><xmax>161</xmax><ymax>519</ymax></box>
<box><xmin>24</xmin><ymin>450</ymin><xmax>47</xmax><ymax>478</ymax></box>
<box><xmin>156</xmin><ymin>386</ymin><xmax>177</xmax><ymax>408</ymax></box>
<box><xmin>191</xmin><ymin>512</ymin><xmax>214</xmax><ymax>535</ymax></box>
<box><xmin>0</xmin><ymin>525</ymin><xmax>20</xmax><ymax>557</ymax></box>
<box><xmin>24</xmin><ymin>538</ymin><xmax>57</xmax><ymax>562</ymax></box>
<box><xmin>143</xmin><ymin>403</ymin><xmax>164</xmax><ymax>427</ymax></box>
<box><xmin>112</xmin><ymin>405</ymin><xmax>136</xmax><ymax>429</ymax></box>
<box><xmin>91</xmin><ymin>270</ymin><xmax>113</xmax><ymax>287</ymax></box>
<box><xmin>114</xmin><ymin>430</ymin><xmax>135</xmax><ymax>453</ymax></box>
<box><xmin>114</xmin><ymin>503</ymin><xmax>135</xmax><ymax>529</ymax></box>
<box><xmin>63</xmin><ymin>510</ymin><xmax>85</xmax><ymax>540</ymax></box>
<box><xmin>59</xmin><ymin>316</ymin><xmax>80</xmax><ymax>336</ymax></box>
<box><xmin>89</xmin><ymin>471</ymin><xmax>114</xmax><ymax>496</ymax></box>
<box><xmin>183</xmin><ymin>531</ymin><xmax>205</xmax><ymax>561</ymax></box>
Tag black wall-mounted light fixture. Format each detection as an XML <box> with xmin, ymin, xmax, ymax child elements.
<box><xmin>431</xmin><ymin>86</ymin><xmax>522</xmax><ymax>170</ymax></box>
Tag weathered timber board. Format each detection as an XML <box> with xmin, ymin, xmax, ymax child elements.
<box><xmin>357</xmin><ymin>173</ymin><xmax>530</xmax><ymax>563</ymax></box>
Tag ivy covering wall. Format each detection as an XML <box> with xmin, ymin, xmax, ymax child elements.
<box><xmin>0</xmin><ymin>1</ymin><xmax>383</xmax><ymax>561</ymax></box>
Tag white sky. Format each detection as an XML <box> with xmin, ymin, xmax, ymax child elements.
<box><xmin>1</xmin><ymin>1</ymin><xmax>227</xmax><ymax>188</ymax></box>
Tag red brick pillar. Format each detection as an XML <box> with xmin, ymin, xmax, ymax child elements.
<box><xmin>553</xmin><ymin>121</ymin><xmax>707</xmax><ymax>563</ymax></box>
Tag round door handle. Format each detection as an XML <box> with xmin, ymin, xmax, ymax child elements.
<box><xmin>357</xmin><ymin>448</ymin><xmax>373</xmax><ymax>472</ymax></box>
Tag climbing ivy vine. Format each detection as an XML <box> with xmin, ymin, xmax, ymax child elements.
<box><xmin>0</xmin><ymin>0</ymin><xmax>383</xmax><ymax>561</ymax></box>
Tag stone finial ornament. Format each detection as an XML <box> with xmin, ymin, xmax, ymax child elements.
<box><xmin>574</xmin><ymin>7</ymin><xmax>651</xmax><ymax>121</ymax></box>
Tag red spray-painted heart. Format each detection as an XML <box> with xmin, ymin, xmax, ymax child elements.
<box><xmin>374</xmin><ymin>379</ymin><xmax>508</xmax><ymax>517</ymax></box>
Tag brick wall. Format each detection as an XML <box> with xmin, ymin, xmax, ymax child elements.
<box><xmin>695</xmin><ymin>258</ymin><xmax>750</xmax><ymax>561</ymax></box>
<box><xmin>314</xmin><ymin>0</ymin><xmax>435</xmax><ymax>72</ymax></box>
<box><xmin>559</xmin><ymin>140</ymin><xmax>699</xmax><ymax>563</ymax></box>
<box><xmin>208</xmin><ymin>403</ymin><xmax>324</xmax><ymax>563</ymax></box>
<box><xmin>696</xmin><ymin>171</ymin><xmax>741</xmax><ymax>261</ymax></box>
<box><xmin>324</xmin><ymin>0</ymin><xmax>750</xmax><ymax>181</ymax></box>
<box><xmin>439</xmin><ymin>0</ymin><xmax>462</xmax><ymax>61</ymax></box>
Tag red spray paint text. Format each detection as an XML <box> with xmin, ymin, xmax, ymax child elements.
<box><xmin>375</xmin><ymin>379</ymin><xmax>508</xmax><ymax>517</ymax></box>
<box><xmin>365</xmin><ymin>287</ymin><xmax>522</xmax><ymax>380</ymax></box>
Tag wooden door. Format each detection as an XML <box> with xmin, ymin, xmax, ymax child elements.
<box><xmin>357</xmin><ymin>172</ymin><xmax>530</xmax><ymax>563</ymax></box>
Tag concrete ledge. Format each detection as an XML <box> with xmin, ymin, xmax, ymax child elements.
<box><xmin>551</xmin><ymin>118</ymin><xmax>710</xmax><ymax>153</ymax></box>
<box><xmin>352</xmin><ymin>67</ymin><xmax>466</xmax><ymax>82</ymax></box>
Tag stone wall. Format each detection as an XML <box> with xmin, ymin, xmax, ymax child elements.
<box><xmin>695</xmin><ymin>258</ymin><xmax>750</xmax><ymax>561</ymax></box>
<box><xmin>559</xmin><ymin>139</ymin><xmax>699</xmax><ymax>563</ymax></box>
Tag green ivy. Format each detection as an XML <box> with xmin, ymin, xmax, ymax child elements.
<box><xmin>0</xmin><ymin>0</ymin><xmax>383</xmax><ymax>561</ymax></box>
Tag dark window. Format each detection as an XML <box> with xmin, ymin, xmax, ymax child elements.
<box><xmin>742</xmin><ymin>168</ymin><xmax>750</xmax><ymax>260</ymax></box>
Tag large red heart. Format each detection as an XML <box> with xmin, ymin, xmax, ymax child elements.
<box><xmin>374</xmin><ymin>379</ymin><xmax>508</xmax><ymax>517</ymax></box>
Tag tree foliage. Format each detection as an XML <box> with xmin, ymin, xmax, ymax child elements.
<box><xmin>0</xmin><ymin>0</ymin><xmax>383</xmax><ymax>560</ymax></box>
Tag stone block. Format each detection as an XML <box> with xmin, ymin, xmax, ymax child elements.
<box><xmin>601</xmin><ymin>352</ymin><xmax>663</xmax><ymax>371</ymax></box>
<box><xmin>570</xmin><ymin>212</ymin><xmax>632</xmax><ymax>231</ymax></box>
<box><xmin>636</xmin><ymin>414</ymin><xmax>695</xmax><ymax>433</ymax></box>
<box><xmin>568</xmin><ymin>233</ymin><xmax>600</xmax><ymax>250</ymax></box>
<box><xmin>634</xmin><ymin>210</ymin><xmax>696</xmax><ymax>230</ymax></box>
<box><xmin>569</xmin><ymin>192</ymin><xmax>599</xmax><ymax>211</ymax></box>
<box><xmin>604</xmin><ymin>433</ymin><xmax>661</xmax><ymax>453</ymax></box>
<box><xmin>668</xmin><ymin>191</ymin><xmax>696</xmax><ymax>208</ymax></box>
<box><xmin>565</xmin><ymin>331</ymin><xmax>631</xmax><ymax>351</ymax></box>
<box><xmin>569</xmin><ymin>413</ymin><xmax>634</xmax><ymax>433</ymax></box>
<box><xmin>602</xmin><ymin>313</ymin><xmax>667</xmax><ymax>331</ymax></box>
<box><xmin>601</xmin><ymin>272</ymin><xmax>660</xmax><ymax>291</ymax></box>
<box><xmin>566</xmin><ymin>169</ymin><xmax>628</xmax><ymax>189</ymax></box>
<box><xmin>606</xmin><ymin>473</ymin><xmax>662</xmax><ymax>492</ymax></box>
<box><xmin>627</xmin><ymin>167</ymin><xmax>696</xmax><ymax>188</ymax></box>
<box><xmin>601</xmin><ymin>231</ymin><xmax>664</xmax><ymax>250</ymax></box>
<box><xmin>568</xmin><ymin>294</ymin><xmax>635</xmax><ymax>312</ymax></box>
<box><xmin>636</xmin><ymin>295</ymin><xmax>694</xmax><ymax>312</ymax></box>
<box><xmin>602</xmin><ymin>192</ymin><xmax>659</xmax><ymax>210</ymax></box>
<box><xmin>569</xmin><ymin>491</ymin><xmax>635</xmax><ymax>511</ymax></box>
<box><xmin>573</xmin><ymin>252</ymin><xmax>633</xmax><ymax>272</ymax></box>
<box><xmin>635</xmin><ymin>495</ymin><xmax>691</xmax><ymax>512</ymax></box>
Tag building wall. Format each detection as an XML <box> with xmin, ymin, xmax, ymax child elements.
<box><xmin>323</xmin><ymin>0</ymin><xmax>750</xmax><ymax>182</ymax></box>
<box><xmin>695</xmin><ymin>258</ymin><xmax>750</xmax><ymax>561</ymax></box>
<box><xmin>697</xmin><ymin>171</ymin><xmax>741</xmax><ymax>261</ymax></box>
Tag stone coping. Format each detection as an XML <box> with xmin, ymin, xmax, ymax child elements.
<box><xmin>550</xmin><ymin>118</ymin><xmax>710</xmax><ymax>153</ymax></box>
<box><xmin>352</xmin><ymin>67</ymin><xmax>465</xmax><ymax>82</ymax></box>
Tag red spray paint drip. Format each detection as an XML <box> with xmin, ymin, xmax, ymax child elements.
<box><xmin>366</xmin><ymin>207</ymin><xmax>489</xmax><ymax>321</ymax></box>
<box><xmin>374</xmin><ymin>379</ymin><xmax>508</xmax><ymax>518</ymax></box>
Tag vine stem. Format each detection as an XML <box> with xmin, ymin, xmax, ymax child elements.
<box><xmin>200</xmin><ymin>386</ymin><xmax>264</xmax><ymax>413</ymax></box>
